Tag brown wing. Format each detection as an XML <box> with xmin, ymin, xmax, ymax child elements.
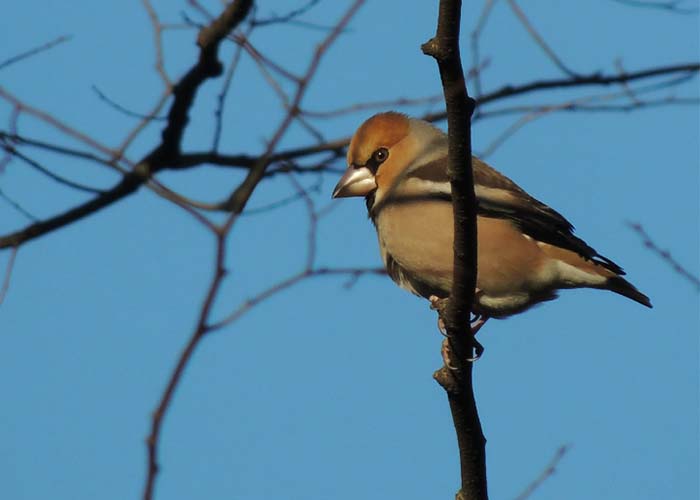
<box><xmin>409</xmin><ymin>157</ymin><xmax>625</xmax><ymax>275</ymax></box>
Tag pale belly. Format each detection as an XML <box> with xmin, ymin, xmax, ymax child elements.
<box><xmin>374</xmin><ymin>200</ymin><xmax>559</xmax><ymax>317</ymax></box>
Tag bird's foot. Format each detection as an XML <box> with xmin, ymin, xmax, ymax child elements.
<box><xmin>429</xmin><ymin>295</ymin><xmax>447</xmax><ymax>312</ymax></box>
<box><xmin>469</xmin><ymin>337</ymin><xmax>485</xmax><ymax>361</ymax></box>
<box><xmin>430</xmin><ymin>296</ymin><xmax>490</xmax><ymax>345</ymax></box>
<box><xmin>470</xmin><ymin>315</ymin><xmax>489</xmax><ymax>336</ymax></box>
<box><xmin>467</xmin><ymin>314</ymin><xmax>488</xmax><ymax>360</ymax></box>
<box><xmin>441</xmin><ymin>338</ymin><xmax>459</xmax><ymax>370</ymax></box>
<box><xmin>429</xmin><ymin>295</ymin><xmax>449</xmax><ymax>337</ymax></box>
<box><xmin>441</xmin><ymin>336</ymin><xmax>485</xmax><ymax>369</ymax></box>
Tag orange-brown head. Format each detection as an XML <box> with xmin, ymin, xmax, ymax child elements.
<box><xmin>332</xmin><ymin>112</ymin><xmax>445</xmax><ymax>200</ymax></box>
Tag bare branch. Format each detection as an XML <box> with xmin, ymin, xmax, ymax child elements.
<box><xmin>143</xmin><ymin>3</ymin><xmax>364</xmax><ymax>499</ymax></box>
<box><xmin>143</xmin><ymin>224</ymin><xmax>228</xmax><ymax>500</ymax></box>
<box><xmin>2</xmin><ymin>145</ymin><xmax>105</xmax><ymax>194</ymax></box>
<box><xmin>514</xmin><ymin>445</ymin><xmax>571</xmax><ymax>500</ymax></box>
<box><xmin>306</xmin><ymin>96</ymin><xmax>446</xmax><ymax>118</ymax></box>
<box><xmin>229</xmin><ymin>33</ymin><xmax>301</xmax><ymax>83</ymax></box>
<box><xmin>469</xmin><ymin>0</ymin><xmax>496</xmax><ymax>102</ymax></box>
<box><xmin>0</xmin><ymin>246</ymin><xmax>19</xmax><ymax>307</ymax></box>
<box><xmin>251</xmin><ymin>0</ymin><xmax>320</xmax><ymax>27</ymax></box>
<box><xmin>241</xmin><ymin>182</ymin><xmax>320</xmax><ymax>216</ymax></box>
<box><xmin>301</xmin><ymin>61</ymin><xmax>489</xmax><ymax>118</ymax></box>
<box><xmin>628</xmin><ymin>222</ymin><xmax>700</xmax><ymax>290</ymax></box>
<box><xmin>506</xmin><ymin>0</ymin><xmax>578</xmax><ymax>76</ymax></box>
<box><xmin>0</xmin><ymin>87</ymin><xmax>119</xmax><ymax>158</ymax></box>
<box><xmin>91</xmin><ymin>85</ymin><xmax>167</xmax><ymax>121</ymax></box>
<box><xmin>477</xmin><ymin>82</ymin><xmax>698</xmax><ymax>156</ymax></box>
<box><xmin>186</xmin><ymin>0</ymin><xmax>214</xmax><ymax>21</ymax></box>
<box><xmin>0</xmin><ymin>132</ymin><xmax>126</xmax><ymax>172</ymax></box>
<box><xmin>288</xmin><ymin>173</ymin><xmax>318</xmax><ymax>269</ymax></box>
<box><xmin>0</xmin><ymin>172</ymin><xmax>145</xmax><ymax>249</ymax></box>
<box><xmin>212</xmin><ymin>24</ymin><xmax>251</xmax><ymax>151</ymax></box>
<box><xmin>176</xmin><ymin>140</ymin><xmax>349</xmax><ymax>170</ymax></box>
<box><xmin>611</xmin><ymin>0</ymin><xmax>698</xmax><ymax>13</ymax></box>
<box><xmin>422</xmin><ymin>0</ymin><xmax>485</xmax><ymax>498</ymax></box>
<box><xmin>221</xmin><ymin>0</ymin><xmax>365</xmax><ymax>214</ymax></box>
<box><xmin>142</xmin><ymin>0</ymin><xmax>173</xmax><ymax>87</ymax></box>
<box><xmin>114</xmin><ymin>91</ymin><xmax>171</xmax><ymax>159</ymax></box>
<box><xmin>0</xmin><ymin>0</ymin><xmax>254</xmax><ymax>250</ymax></box>
<box><xmin>189</xmin><ymin>62</ymin><xmax>700</xmax><ymax>169</ymax></box>
<box><xmin>468</xmin><ymin>62</ymin><xmax>700</xmax><ymax>107</ymax></box>
<box><xmin>208</xmin><ymin>267</ymin><xmax>385</xmax><ymax>332</ymax></box>
<box><xmin>0</xmin><ymin>188</ymin><xmax>37</xmax><ymax>221</ymax></box>
<box><xmin>0</xmin><ymin>35</ymin><xmax>71</xmax><ymax>71</ymax></box>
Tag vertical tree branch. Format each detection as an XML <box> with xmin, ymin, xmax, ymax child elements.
<box><xmin>422</xmin><ymin>1</ymin><xmax>486</xmax><ymax>499</ymax></box>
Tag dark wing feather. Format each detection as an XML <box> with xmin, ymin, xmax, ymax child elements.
<box><xmin>472</xmin><ymin>158</ymin><xmax>625</xmax><ymax>275</ymax></box>
<box><xmin>410</xmin><ymin>157</ymin><xmax>625</xmax><ymax>275</ymax></box>
<box><xmin>476</xmin><ymin>200</ymin><xmax>625</xmax><ymax>275</ymax></box>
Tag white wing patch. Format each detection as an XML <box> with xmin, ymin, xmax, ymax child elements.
<box><xmin>553</xmin><ymin>260</ymin><xmax>607</xmax><ymax>287</ymax></box>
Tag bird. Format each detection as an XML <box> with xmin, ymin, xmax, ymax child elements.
<box><xmin>332</xmin><ymin>111</ymin><xmax>651</xmax><ymax>336</ymax></box>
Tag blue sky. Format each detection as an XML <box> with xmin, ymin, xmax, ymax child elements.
<box><xmin>1</xmin><ymin>1</ymin><xmax>698</xmax><ymax>499</ymax></box>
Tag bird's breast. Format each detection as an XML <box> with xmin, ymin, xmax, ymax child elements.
<box><xmin>374</xmin><ymin>199</ymin><xmax>456</xmax><ymax>298</ymax></box>
<box><xmin>372</xmin><ymin>197</ymin><xmax>560</xmax><ymax>317</ymax></box>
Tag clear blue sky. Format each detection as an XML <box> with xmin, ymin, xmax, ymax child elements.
<box><xmin>1</xmin><ymin>1</ymin><xmax>698</xmax><ymax>499</ymax></box>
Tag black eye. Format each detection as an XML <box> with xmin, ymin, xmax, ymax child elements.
<box><xmin>372</xmin><ymin>147</ymin><xmax>389</xmax><ymax>165</ymax></box>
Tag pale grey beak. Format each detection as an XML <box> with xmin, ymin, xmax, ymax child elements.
<box><xmin>332</xmin><ymin>166</ymin><xmax>376</xmax><ymax>198</ymax></box>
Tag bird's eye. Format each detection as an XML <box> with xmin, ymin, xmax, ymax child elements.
<box><xmin>372</xmin><ymin>147</ymin><xmax>389</xmax><ymax>165</ymax></box>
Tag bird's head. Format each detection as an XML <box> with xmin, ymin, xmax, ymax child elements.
<box><xmin>332</xmin><ymin>112</ymin><xmax>445</xmax><ymax>201</ymax></box>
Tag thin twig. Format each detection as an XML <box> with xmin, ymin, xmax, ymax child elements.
<box><xmin>208</xmin><ymin>267</ymin><xmax>384</xmax><ymax>331</ymax></box>
<box><xmin>187</xmin><ymin>0</ymin><xmax>214</xmax><ymax>20</ymax></box>
<box><xmin>611</xmin><ymin>0</ymin><xmax>698</xmax><ymax>13</ymax></box>
<box><xmin>288</xmin><ymin>173</ymin><xmax>318</xmax><ymax>269</ymax></box>
<box><xmin>114</xmin><ymin>91</ymin><xmax>172</xmax><ymax>159</ymax></box>
<box><xmin>91</xmin><ymin>85</ymin><xmax>167</xmax><ymax>121</ymax></box>
<box><xmin>514</xmin><ymin>445</ymin><xmax>571</xmax><ymax>500</ymax></box>
<box><xmin>242</xmin><ymin>186</ymin><xmax>317</xmax><ymax>215</ymax></box>
<box><xmin>0</xmin><ymin>35</ymin><xmax>72</xmax><ymax>71</ymax></box>
<box><xmin>142</xmin><ymin>0</ymin><xmax>173</xmax><ymax>87</ymax></box>
<box><xmin>143</xmin><ymin>3</ymin><xmax>364</xmax><ymax>500</ymax></box>
<box><xmin>473</xmin><ymin>63</ymin><xmax>700</xmax><ymax>107</ymax></box>
<box><xmin>3</xmin><ymin>145</ymin><xmax>105</xmax><ymax>194</ymax></box>
<box><xmin>0</xmin><ymin>132</ymin><xmax>128</xmax><ymax>172</ymax></box>
<box><xmin>229</xmin><ymin>33</ymin><xmax>301</xmax><ymax>83</ymax></box>
<box><xmin>0</xmin><ymin>87</ymin><xmax>118</xmax><ymax>158</ymax></box>
<box><xmin>212</xmin><ymin>24</ymin><xmax>251</xmax><ymax>151</ymax></box>
<box><xmin>143</xmin><ymin>225</ymin><xmax>229</xmax><ymax>500</ymax></box>
<box><xmin>506</xmin><ymin>0</ymin><xmax>578</xmax><ymax>76</ymax></box>
<box><xmin>221</xmin><ymin>0</ymin><xmax>365</xmax><ymax>213</ymax></box>
<box><xmin>251</xmin><ymin>0</ymin><xmax>320</xmax><ymax>26</ymax></box>
<box><xmin>477</xmin><ymin>78</ymin><xmax>696</xmax><ymax>156</ymax></box>
<box><xmin>475</xmin><ymin>96</ymin><xmax>699</xmax><ymax>120</ymax></box>
<box><xmin>628</xmin><ymin>222</ymin><xmax>700</xmax><ymax>290</ymax></box>
<box><xmin>0</xmin><ymin>246</ymin><xmax>19</xmax><ymax>307</ymax></box>
<box><xmin>0</xmin><ymin>188</ymin><xmax>38</xmax><ymax>221</ymax></box>
<box><xmin>470</xmin><ymin>0</ymin><xmax>496</xmax><ymax>103</ymax></box>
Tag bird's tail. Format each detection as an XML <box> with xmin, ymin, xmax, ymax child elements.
<box><xmin>605</xmin><ymin>276</ymin><xmax>652</xmax><ymax>308</ymax></box>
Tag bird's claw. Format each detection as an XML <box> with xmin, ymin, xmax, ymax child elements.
<box><xmin>441</xmin><ymin>339</ymin><xmax>459</xmax><ymax>370</ymax></box>
<box><xmin>436</xmin><ymin>316</ymin><xmax>448</xmax><ymax>337</ymax></box>
<box><xmin>429</xmin><ymin>295</ymin><xmax>446</xmax><ymax>311</ymax></box>
<box><xmin>470</xmin><ymin>315</ymin><xmax>488</xmax><ymax>336</ymax></box>
<box><xmin>430</xmin><ymin>295</ymin><xmax>488</xmax><ymax>360</ymax></box>
<box><xmin>429</xmin><ymin>296</ymin><xmax>449</xmax><ymax>337</ymax></box>
<box><xmin>468</xmin><ymin>337</ymin><xmax>485</xmax><ymax>361</ymax></box>
<box><xmin>441</xmin><ymin>335</ymin><xmax>485</xmax><ymax>369</ymax></box>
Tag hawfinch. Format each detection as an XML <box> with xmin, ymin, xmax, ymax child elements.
<box><xmin>332</xmin><ymin>112</ymin><xmax>651</xmax><ymax>331</ymax></box>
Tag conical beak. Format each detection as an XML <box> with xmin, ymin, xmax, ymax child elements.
<box><xmin>332</xmin><ymin>166</ymin><xmax>376</xmax><ymax>198</ymax></box>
